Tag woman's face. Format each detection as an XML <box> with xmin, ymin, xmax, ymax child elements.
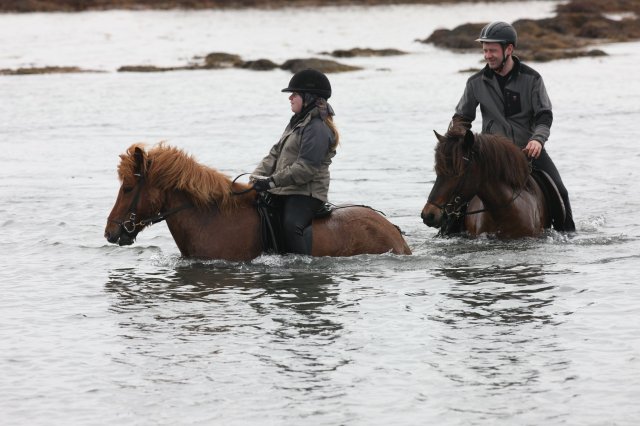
<box><xmin>289</xmin><ymin>92</ymin><xmax>303</xmax><ymax>114</ymax></box>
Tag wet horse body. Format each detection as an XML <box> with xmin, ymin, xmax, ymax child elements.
<box><xmin>421</xmin><ymin>130</ymin><xmax>550</xmax><ymax>238</ymax></box>
<box><xmin>460</xmin><ymin>178</ymin><xmax>548</xmax><ymax>238</ymax></box>
<box><xmin>105</xmin><ymin>143</ymin><xmax>411</xmax><ymax>260</ymax></box>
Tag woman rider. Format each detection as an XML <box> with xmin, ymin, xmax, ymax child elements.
<box><xmin>251</xmin><ymin>69</ymin><xmax>339</xmax><ymax>255</ymax></box>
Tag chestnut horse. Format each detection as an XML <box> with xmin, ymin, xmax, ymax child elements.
<box><xmin>421</xmin><ymin>129</ymin><xmax>550</xmax><ymax>238</ymax></box>
<box><xmin>105</xmin><ymin>143</ymin><xmax>411</xmax><ymax>260</ymax></box>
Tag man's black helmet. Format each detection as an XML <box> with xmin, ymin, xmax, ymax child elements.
<box><xmin>476</xmin><ymin>21</ymin><xmax>517</xmax><ymax>47</ymax></box>
<box><xmin>281</xmin><ymin>69</ymin><xmax>331</xmax><ymax>99</ymax></box>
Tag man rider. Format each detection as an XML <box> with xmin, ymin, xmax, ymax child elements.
<box><xmin>449</xmin><ymin>21</ymin><xmax>576</xmax><ymax>232</ymax></box>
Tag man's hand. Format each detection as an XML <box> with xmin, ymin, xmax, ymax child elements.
<box><xmin>253</xmin><ymin>177</ymin><xmax>275</xmax><ymax>193</ymax></box>
<box><xmin>522</xmin><ymin>139</ymin><xmax>543</xmax><ymax>159</ymax></box>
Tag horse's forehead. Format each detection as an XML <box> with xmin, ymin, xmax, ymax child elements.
<box><xmin>121</xmin><ymin>172</ymin><xmax>137</xmax><ymax>186</ymax></box>
<box><xmin>436</xmin><ymin>140</ymin><xmax>460</xmax><ymax>159</ymax></box>
<box><xmin>118</xmin><ymin>157</ymin><xmax>137</xmax><ymax>183</ymax></box>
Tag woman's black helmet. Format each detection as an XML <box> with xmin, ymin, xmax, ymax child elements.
<box><xmin>476</xmin><ymin>21</ymin><xmax>517</xmax><ymax>47</ymax></box>
<box><xmin>281</xmin><ymin>69</ymin><xmax>332</xmax><ymax>99</ymax></box>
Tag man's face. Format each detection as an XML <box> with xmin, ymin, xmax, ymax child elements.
<box><xmin>482</xmin><ymin>42</ymin><xmax>512</xmax><ymax>70</ymax></box>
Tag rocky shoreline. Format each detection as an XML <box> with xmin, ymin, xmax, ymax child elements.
<box><xmin>420</xmin><ymin>0</ymin><xmax>640</xmax><ymax>63</ymax></box>
<box><xmin>1</xmin><ymin>0</ymin><xmax>521</xmax><ymax>13</ymax></box>
<box><xmin>0</xmin><ymin>49</ymin><xmax>406</xmax><ymax>76</ymax></box>
<box><xmin>1</xmin><ymin>0</ymin><xmax>638</xmax><ymax>76</ymax></box>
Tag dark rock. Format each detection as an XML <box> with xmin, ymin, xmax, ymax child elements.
<box><xmin>117</xmin><ymin>65</ymin><xmax>196</xmax><ymax>72</ymax></box>
<box><xmin>326</xmin><ymin>48</ymin><xmax>407</xmax><ymax>57</ymax></box>
<box><xmin>280</xmin><ymin>58</ymin><xmax>361</xmax><ymax>73</ymax></box>
<box><xmin>458</xmin><ymin>67</ymin><xmax>482</xmax><ymax>74</ymax></box>
<box><xmin>241</xmin><ymin>59</ymin><xmax>279</xmax><ymax>71</ymax></box>
<box><xmin>202</xmin><ymin>52</ymin><xmax>244</xmax><ymax>69</ymax></box>
<box><xmin>419</xmin><ymin>23</ymin><xmax>484</xmax><ymax>50</ymax></box>
<box><xmin>419</xmin><ymin>0</ymin><xmax>639</xmax><ymax>62</ymax></box>
<box><xmin>0</xmin><ymin>66</ymin><xmax>99</xmax><ymax>75</ymax></box>
<box><xmin>526</xmin><ymin>48</ymin><xmax>608</xmax><ymax>62</ymax></box>
<box><xmin>557</xmin><ymin>0</ymin><xmax>640</xmax><ymax>15</ymax></box>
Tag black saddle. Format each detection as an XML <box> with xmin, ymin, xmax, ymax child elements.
<box><xmin>531</xmin><ymin>169</ymin><xmax>566</xmax><ymax>231</ymax></box>
<box><xmin>256</xmin><ymin>193</ymin><xmax>333</xmax><ymax>254</ymax></box>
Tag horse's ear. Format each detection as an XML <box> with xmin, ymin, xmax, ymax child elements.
<box><xmin>433</xmin><ymin>130</ymin><xmax>447</xmax><ymax>144</ymax></box>
<box><xmin>133</xmin><ymin>147</ymin><xmax>146</xmax><ymax>176</ymax></box>
<box><xmin>464</xmin><ymin>129</ymin><xmax>475</xmax><ymax>148</ymax></box>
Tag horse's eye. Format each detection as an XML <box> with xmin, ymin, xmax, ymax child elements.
<box><xmin>123</xmin><ymin>186</ymin><xmax>134</xmax><ymax>194</ymax></box>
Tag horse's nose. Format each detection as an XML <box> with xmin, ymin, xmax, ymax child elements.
<box><xmin>421</xmin><ymin>209</ymin><xmax>439</xmax><ymax>227</ymax></box>
<box><xmin>104</xmin><ymin>229</ymin><xmax>119</xmax><ymax>244</ymax></box>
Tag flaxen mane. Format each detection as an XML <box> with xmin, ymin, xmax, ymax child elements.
<box><xmin>118</xmin><ymin>143</ymin><xmax>250</xmax><ymax>212</ymax></box>
<box><xmin>436</xmin><ymin>130</ymin><xmax>530</xmax><ymax>190</ymax></box>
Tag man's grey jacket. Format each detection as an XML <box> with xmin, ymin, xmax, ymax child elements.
<box><xmin>451</xmin><ymin>56</ymin><xmax>553</xmax><ymax>148</ymax></box>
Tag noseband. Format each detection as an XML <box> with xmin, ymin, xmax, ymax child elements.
<box><xmin>108</xmin><ymin>173</ymin><xmax>191</xmax><ymax>236</ymax></box>
<box><xmin>427</xmin><ymin>154</ymin><xmax>476</xmax><ymax>225</ymax></box>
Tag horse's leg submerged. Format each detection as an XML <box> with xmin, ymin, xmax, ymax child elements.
<box><xmin>311</xmin><ymin>207</ymin><xmax>411</xmax><ymax>256</ymax></box>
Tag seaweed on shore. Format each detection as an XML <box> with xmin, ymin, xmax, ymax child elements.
<box><xmin>0</xmin><ymin>66</ymin><xmax>102</xmax><ymax>75</ymax></box>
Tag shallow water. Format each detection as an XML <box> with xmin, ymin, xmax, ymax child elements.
<box><xmin>2</xmin><ymin>2</ymin><xmax>640</xmax><ymax>425</ymax></box>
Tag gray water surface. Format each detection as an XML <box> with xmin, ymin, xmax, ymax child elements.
<box><xmin>2</xmin><ymin>3</ymin><xmax>639</xmax><ymax>425</ymax></box>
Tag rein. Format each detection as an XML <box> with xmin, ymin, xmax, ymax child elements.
<box><xmin>230</xmin><ymin>173</ymin><xmax>255</xmax><ymax>195</ymax></box>
<box><xmin>231</xmin><ymin>172</ymin><xmax>387</xmax><ymax>216</ymax></box>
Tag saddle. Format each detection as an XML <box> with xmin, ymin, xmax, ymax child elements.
<box><xmin>255</xmin><ymin>193</ymin><xmax>333</xmax><ymax>254</ymax></box>
<box><xmin>530</xmin><ymin>169</ymin><xmax>567</xmax><ymax>231</ymax></box>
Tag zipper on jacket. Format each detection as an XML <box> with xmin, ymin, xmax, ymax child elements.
<box><xmin>485</xmin><ymin>120</ymin><xmax>494</xmax><ymax>133</ymax></box>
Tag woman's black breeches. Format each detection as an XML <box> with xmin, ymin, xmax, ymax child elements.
<box><xmin>281</xmin><ymin>195</ymin><xmax>324</xmax><ymax>254</ymax></box>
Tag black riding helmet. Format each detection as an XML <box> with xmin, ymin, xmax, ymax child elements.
<box><xmin>476</xmin><ymin>21</ymin><xmax>517</xmax><ymax>47</ymax></box>
<box><xmin>476</xmin><ymin>21</ymin><xmax>517</xmax><ymax>73</ymax></box>
<box><xmin>281</xmin><ymin>69</ymin><xmax>331</xmax><ymax>99</ymax></box>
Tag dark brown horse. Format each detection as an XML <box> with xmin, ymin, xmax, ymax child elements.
<box><xmin>105</xmin><ymin>143</ymin><xmax>411</xmax><ymax>260</ymax></box>
<box><xmin>421</xmin><ymin>129</ymin><xmax>550</xmax><ymax>238</ymax></box>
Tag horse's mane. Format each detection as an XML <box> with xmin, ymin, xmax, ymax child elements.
<box><xmin>435</xmin><ymin>129</ymin><xmax>530</xmax><ymax>190</ymax></box>
<box><xmin>118</xmin><ymin>142</ymin><xmax>250</xmax><ymax>212</ymax></box>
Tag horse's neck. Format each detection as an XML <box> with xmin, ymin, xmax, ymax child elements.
<box><xmin>478</xmin><ymin>181</ymin><xmax>520</xmax><ymax>214</ymax></box>
<box><xmin>163</xmin><ymin>190</ymin><xmax>261</xmax><ymax>261</ymax></box>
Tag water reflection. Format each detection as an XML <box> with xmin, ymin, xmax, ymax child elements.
<box><xmin>427</xmin><ymin>263</ymin><xmax>572</xmax><ymax>408</ymax></box>
<box><xmin>105</xmin><ymin>264</ymin><xmax>350</xmax><ymax>396</ymax></box>
<box><xmin>434</xmin><ymin>263</ymin><xmax>558</xmax><ymax>326</ymax></box>
<box><xmin>105</xmin><ymin>265</ymin><xmax>343</xmax><ymax>333</ymax></box>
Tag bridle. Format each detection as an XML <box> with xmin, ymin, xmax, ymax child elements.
<box><xmin>427</xmin><ymin>153</ymin><xmax>476</xmax><ymax>220</ymax></box>
<box><xmin>108</xmin><ymin>173</ymin><xmax>191</xmax><ymax>236</ymax></box>
<box><xmin>427</xmin><ymin>152</ymin><xmax>528</xmax><ymax>233</ymax></box>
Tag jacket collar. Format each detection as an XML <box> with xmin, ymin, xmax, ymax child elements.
<box><xmin>281</xmin><ymin>107</ymin><xmax>319</xmax><ymax>140</ymax></box>
<box><xmin>289</xmin><ymin>107</ymin><xmax>319</xmax><ymax>130</ymax></box>
<box><xmin>482</xmin><ymin>55</ymin><xmax>522</xmax><ymax>80</ymax></box>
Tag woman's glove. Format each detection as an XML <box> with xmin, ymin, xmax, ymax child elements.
<box><xmin>253</xmin><ymin>177</ymin><xmax>275</xmax><ymax>193</ymax></box>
